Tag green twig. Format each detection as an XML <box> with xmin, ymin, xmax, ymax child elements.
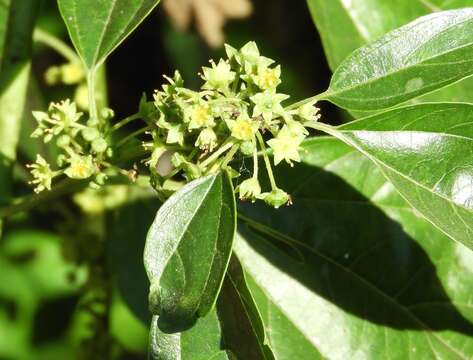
<box><xmin>116</xmin><ymin>125</ymin><xmax>152</xmax><ymax>147</ymax></box>
<box><xmin>200</xmin><ymin>140</ymin><xmax>235</xmax><ymax>168</ymax></box>
<box><xmin>285</xmin><ymin>92</ymin><xmax>327</xmax><ymax>111</ymax></box>
<box><xmin>256</xmin><ymin>131</ymin><xmax>277</xmax><ymax>190</ymax></box>
<box><xmin>33</xmin><ymin>28</ymin><xmax>81</xmax><ymax>63</ymax></box>
<box><xmin>87</xmin><ymin>69</ymin><xmax>99</xmax><ymax>122</ymax></box>
<box><xmin>110</xmin><ymin>113</ymin><xmax>142</xmax><ymax>133</ymax></box>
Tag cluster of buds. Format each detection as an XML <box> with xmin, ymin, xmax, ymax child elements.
<box><xmin>45</xmin><ymin>61</ymin><xmax>89</xmax><ymax>110</ymax></box>
<box><xmin>142</xmin><ymin>41</ymin><xmax>321</xmax><ymax>207</ymax></box>
<box><xmin>28</xmin><ymin>99</ymin><xmax>113</xmax><ymax>193</ymax></box>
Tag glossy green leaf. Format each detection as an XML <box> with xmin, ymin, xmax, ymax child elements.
<box><xmin>149</xmin><ymin>311</ymin><xmax>231</xmax><ymax>360</ymax></box>
<box><xmin>306</xmin><ymin>0</ymin><xmax>427</xmax><ymax>70</ymax></box>
<box><xmin>144</xmin><ymin>172</ymin><xmax>236</xmax><ymax>330</ymax></box>
<box><xmin>321</xmin><ymin>8</ymin><xmax>473</xmax><ymax>111</ymax></box>
<box><xmin>148</xmin><ymin>258</ymin><xmax>272</xmax><ymax>360</ymax></box>
<box><xmin>0</xmin><ymin>0</ymin><xmax>39</xmax><ymax>203</ymax></box>
<box><xmin>57</xmin><ymin>0</ymin><xmax>161</xmax><ymax>69</ymax></box>
<box><xmin>236</xmin><ymin>137</ymin><xmax>473</xmax><ymax>359</ymax></box>
<box><xmin>306</xmin><ymin>0</ymin><xmax>473</xmax><ymax>107</ymax></box>
<box><xmin>315</xmin><ymin>103</ymin><xmax>473</xmax><ymax>250</ymax></box>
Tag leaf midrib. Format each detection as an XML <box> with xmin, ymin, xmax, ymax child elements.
<box><xmin>238</xmin><ymin>227</ymin><xmax>468</xmax><ymax>359</ymax></box>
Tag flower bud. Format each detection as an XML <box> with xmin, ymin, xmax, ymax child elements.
<box><xmin>95</xmin><ymin>173</ymin><xmax>108</xmax><ymax>186</ymax></box>
<box><xmin>240</xmin><ymin>140</ymin><xmax>255</xmax><ymax>156</ymax></box>
<box><xmin>82</xmin><ymin>127</ymin><xmax>100</xmax><ymax>142</ymax></box>
<box><xmin>101</xmin><ymin>108</ymin><xmax>115</xmax><ymax>120</ymax></box>
<box><xmin>92</xmin><ymin>138</ymin><xmax>108</xmax><ymax>153</ymax></box>
<box><xmin>60</xmin><ymin>62</ymin><xmax>85</xmax><ymax>85</ymax></box>
<box><xmin>56</xmin><ymin>134</ymin><xmax>71</xmax><ymax>148</ymax></box>
<box><xmin>65</xmin><ymin>155</ymin><xmax>95</xmax><ymax>179</ymax></box>
<box><xmin>57</xmin><ymin>154</ymin><xmax>67</xmax><ymax>167</ymax></box>
<box><xmin>45</xmin><ymin>66</ymin><xmax>61</xmax><ymax>85</ymax></box>
<box><xmin>74</xmin><ymin>83</ymin><xmax>89</xmax><ymax>110</ymax></box>
<box><xmin>298</xmin><ymin>101</ymin><xmax>321</xmax><ymax>122</ymax></box>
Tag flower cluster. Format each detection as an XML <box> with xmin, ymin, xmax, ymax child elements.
<box><xmin>28</xmin><ymin>99</ymin><xmax>113</xmax><ymax>193</ymax></box>
<box><xmin>143</xmin><ymin>42</ymin><xmax>321</xmax><ymax>207</ymax></box>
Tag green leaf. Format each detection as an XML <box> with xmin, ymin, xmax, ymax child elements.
<box><xmin>149</xmin><ymin>311</ymin><xmax>231</xmax><ymax>360</ymax></box>
<box><xmin>144</xmin><ymin>172</ymin><xmax>236</xmax><ymax>331</ymax></box>
<box><xmin>57</xmin><ymin>0</ymin><xmax>161</xmax><ymax>69</ymax></box>
<box><xmin>306</xmin><ymin>0</ymin><xmax>427</xmax><ymax>70</ymax></box>
<box><xmin>0</xmin><ymin>0</ymin><xmax>40</xmax><ymax>203</ymax></box>
<box><xmin>216</xmin><ymin>256</ymin><xmax>274</xmax><ymax>360</ymax></box>
<box><xmin>306</xmin><ymin>0</ymin><xmax>473</xmax><ymax>107</ymax></box>
<box><xmin>321</xmin><ymin>8</ymin><xmax>473</xmax><ymax>111</ymax></box>
<box><xmin>315</xmin><ymin>103</ymin><xmax>473</xmax><ymax>250</ymax></box>
<box><xmin>108</xmin><ymin>196</ymin><xmax>161</xmax><ymax>325</ymax></box>
<box><xmin>236</xmin><ymin>137</ymin><xmax>473</xmax><ymax>359</ymax></box>
<box><xmin>148</xmin><ymin>257</ymin><xmax>273</xmax><ymax>360</ymax></box>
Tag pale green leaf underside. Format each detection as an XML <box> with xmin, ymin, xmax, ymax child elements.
<box><xmin>57</xmin><ymin>0</ymin><xmax>160</xmax><ymax>68</ymax></box>
<box><xmin>323</xmin><ymin>8</ymin><xmax>473</xmax><ymax>110</ymax></box>
<box><xmin>237</xmin><ymin>136</ymin><xmax>473</xmax><ymax>359</ymax></box>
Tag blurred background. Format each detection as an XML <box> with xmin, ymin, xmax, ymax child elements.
<box><xmin>1</xmin><ymin>1</ymin><xmax>341</xmax><ymax>359</ymax></box>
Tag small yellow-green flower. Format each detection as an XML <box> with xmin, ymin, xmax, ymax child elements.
<box><xmin>258</xmin><ymin>188</ymin><xmax>290</xmax><ymax>208</ymax></box>
<box><xmin>196</xmin><ymin>128</ymin><xmax>218</xmax><ymax>151</ymax></box>
<box><xmin>27</xmin><ymin>155</ymin><xmax>55</xmax><ymax>193</ymax></box>
<box><xmin>267</xmin><ymin>125</ymin><xmax>303</xmax><ymax>166</ymax></box>
<box><xmin>65</xmin><ymin>155</ymin><xmax>95</xmax><ymax>179</ymax></box>
<box><xmin>286</xmin><ymin>119</ymin><xmax>309</xmax><ymax>138</ymax></box>
<box><xmin>251</xmin><ymin>91</ymin><xmax>289</xmax><ymax>123</ymax></box>
<box><xmin>202</xmin><ymin>59</ymin><xmax>235</xmax><ymax>91</ymax></box>
<box><xmin>187</xmin><ymin>103</ymin><xmax>215</xmax><ymax>130</ymax></box>
<box><xmin>32</xmin><ymin>99</ymin><xmax>83</xmax><ymax>142</ymax></box>
<box><xmin>238</xmin><ymin>178</ymin><xmax>261</xmax><ymax>202</ymax></box>
<box><xmin>228</xmin><ymin>115</ymin><xmax>258</xmax><ymax>141</ymax></box>
<box><xmin>166</xmin><ymin>124</ymin><xmax>185</xmax><ymax>145</ymax></box>
<box><xmin>298</xmin><ymin>101</ymin><xmax>321</xmax><ymax>122</ymax></box>
<box><xmin>253</xmin><ymin>65</ymin><xmax>281</xmax><ymax>90</ymax></box>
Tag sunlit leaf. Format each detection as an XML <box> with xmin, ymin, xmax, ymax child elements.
<box><xmin>237</xmin><ymin>136</ymin><xmax>473</xmax><ymax>359</ymax></box>
<box><xmin>57</xmin><ymin>0</ymin><xmax>161</xmax><ymax>69</ymax></box>
<box><xmin>321</xmin><ymin>8</ymin><xmax>473</xmax><ymax>110</ymax></box>
<box><xmin>144</xmin><ymin>172</ymin><xmax>236</xmax><ymax>330</ymax></box>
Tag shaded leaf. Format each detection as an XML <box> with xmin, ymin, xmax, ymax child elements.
<box><xmin>236</xmin><ymin>137</ymin><xmax>473</xmax><ymax>359</ymax></box>
<box><xmin>144</xmin><ymin>172</ymin><xmax>236</xmax><ymax>331</ymax></box>
<box><xmin>108</xmin><ymin>196</ymin><xmax>161</xmax><ymax>325</ymax></box>
<box><xmin>57</xmin><ymin>0</ymin><xmax>161</xmax><ymax>69</ymax></box>
<box><xmin>321</xmin><ymin>8</ymin><xmax>473</xmax><ymax>111</ymax></box>
<box><xmin>0</xmin><ymin>0</ymin><xmax>39</xmax><ymax>202</ymax></box>
<box><xmin>216</xmin><ymin>256</ymin><xmax>274</xmax><ymax>360</ymax></box>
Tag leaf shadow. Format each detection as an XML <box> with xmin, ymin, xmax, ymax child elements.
<box><xmin>106</xmin><ymin>196</ymin><xmax>161</xmax><ymax>326</ymax></box>
<box><xmin>238</xmin><ymin>161</ymin><xmax>473</xmax><ymax>335</ymax></box>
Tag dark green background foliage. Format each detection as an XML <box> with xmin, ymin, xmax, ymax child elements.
<box><xmin>2</xmin><ymin>0</ymin><xmax>473</xmax><ymax>359</ymax></box>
